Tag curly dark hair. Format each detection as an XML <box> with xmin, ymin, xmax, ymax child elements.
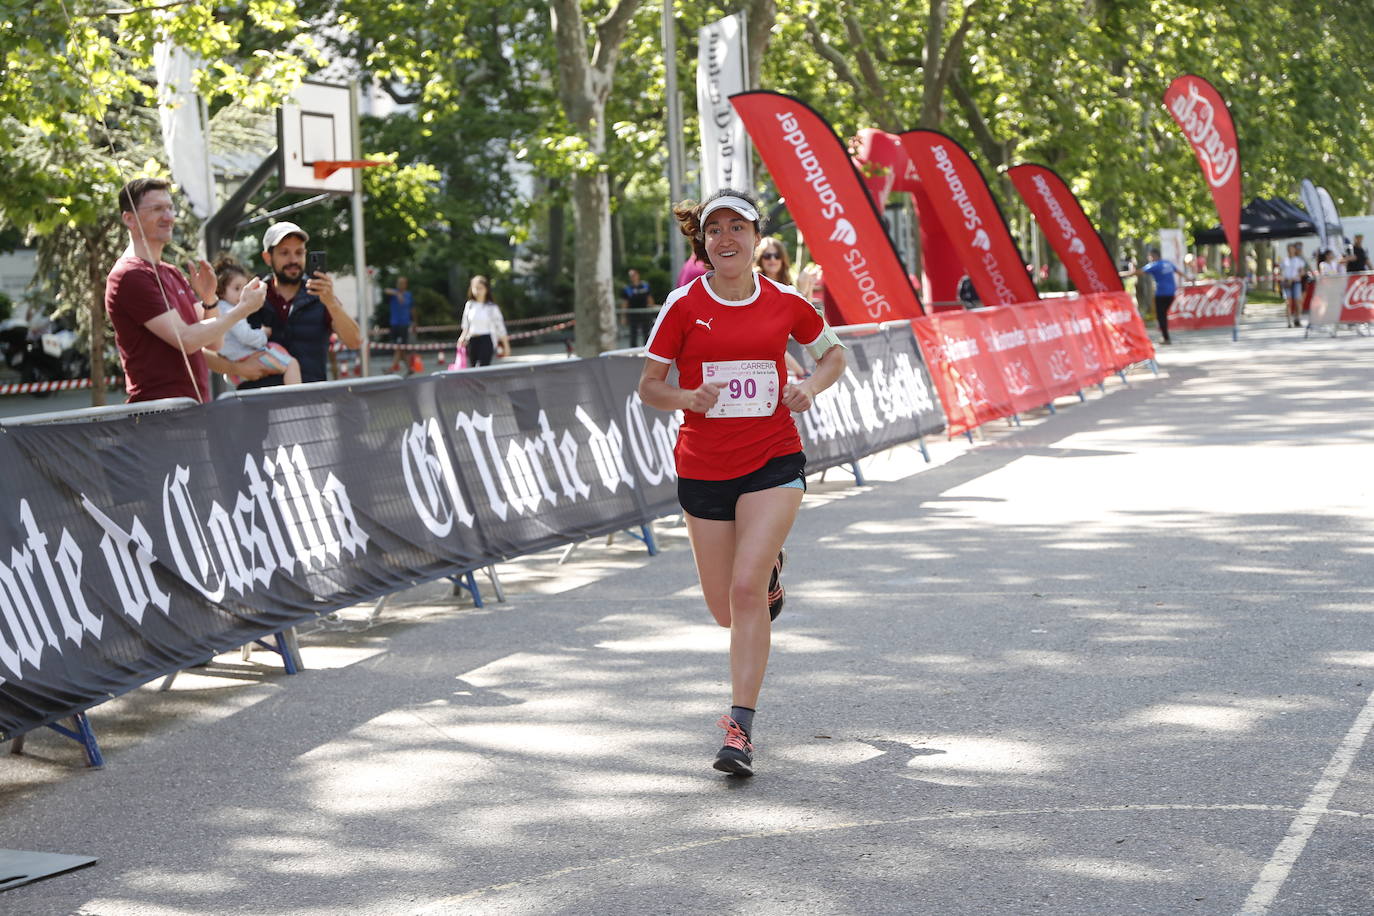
<box><xmin>672</xmin><ymin>188</ymin><xmax>766</xmax><ymax>264</ymax></box>
<box><xmin>213</xmin><ymin>257</ymin><xmax>251</xmax><ymax>299</ymax></box>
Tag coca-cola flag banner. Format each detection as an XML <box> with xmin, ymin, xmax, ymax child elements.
<box><xmin>732</xmin><ymin>91</ymin><xmax>925</xmax><ymax>324</ymax></box>
<box><xmin>900</xmin><ymin>130</ymin><xmax>1039</xmax><ymax>307</ymax></box>
<box><xmin>1169</xmin><ymin>278</ymin><xmax>1245</xmax><ymax>332</ymax></box>
<box><xmin>1007</xmin><ymin>164</ymin><xmax>1122</xmax><ymax>295</ymax></box>
<box><xmin>1164</xmin><ymin>74</ymin><xmax>1242</xmax><ymax>256</ymax></box>
<box><xmin>0</xmin><ymin>343</ymin><xmax>942</xmax><ymax>741</ymax></box>
<box><xmin>696</xmin><ymin>12</ymin><xmax>750</xmax><ymax>195</ymax></box>
<box><xmin>1309</xmin><ymin>272</ymin><xmax>1374</xmax><ymax>327</ymax></box>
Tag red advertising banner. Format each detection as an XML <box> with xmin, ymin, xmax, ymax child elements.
<box><xmin>899</xmin><ymin>130</ymin><xmax>1039</xmax><ymax>308</ymax></box>
<box><xmin>731</xmin><ymin>91</ymin><xmax>925</xmax><ymax>324</ymax></box>
<box><xmin>909</xmin><ymin>294</ymin><xmax>1154</xmax><ymax>437</ymax></box>
<box><xmin>1169</xmin><ymin>278</ymin><xmax>1245</xmax><ymax>331</ymax></box>
<box><xmin>1309</xmin><ymin>272</ymin><xmax>1374</xmax><ymax>326</ymax></box>
<box><xmin>1164</xmin><ymin>75</ymin><xmax>1242</xmax><ymax>256</ymax></box>
<box><xmin>1007</xmin><ymin>164</ymin><xmax>1122</xmax><ymax>295</ymax></box>
<box><xmin>1016</xmin><ymin>301</ymin><xmax>1093</xmax><ymax>402</ymax></box>
<box><xmin>1059</xmin><ymin>298</ymin><xmax>1110</xmax><ymax>388</ymax></box>
<box><xmin>981</xmin><ymin>306</ymin><xmax>1048</xmax><ymax>415</ymax></box>
<box><xmin>911</xmin><ymin>312</ymin><xmax>1009</xmax><ymax>436</ymax></box>
<box><xmin>1086</xmin><ymin>291</ymin><xmax>1156</xmax><ymax>366</ymax></box>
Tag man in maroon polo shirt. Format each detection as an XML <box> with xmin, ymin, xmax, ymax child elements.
<box><xmin>104</xmin><ymin>178</ymin><xmax>270</xmax><ymax>402</ymax></box>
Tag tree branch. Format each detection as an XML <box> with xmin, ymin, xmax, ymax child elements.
<box><xmin>589</xmin><ymin>0</ymin><xmax>643</xmax><ymax>103</ymax></box>
<box><xmin>804</xmin><ymin>17</ymin><xmax>899</xmax><ymax>132</ymax></box>
<box><xmin>844</xmin><ymin>14</ymin><xmax>899</xmax><ymax>130</ymax></box>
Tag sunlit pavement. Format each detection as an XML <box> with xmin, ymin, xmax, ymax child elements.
<box><xmin>4</xmin><ymin>307</ymin><xmax>1374</xmax><ymax>914</ymax></box>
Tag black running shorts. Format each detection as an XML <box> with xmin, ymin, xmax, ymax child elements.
<box><xmin>677</xmin><ymin>452</ymin><xmax>806</xmax><ymax>521</ymax></box>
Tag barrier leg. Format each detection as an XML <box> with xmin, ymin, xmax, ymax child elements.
<box><xmin>449</xmin><ymin>571</ymin><xmax>484</xmax><ymax>608</ymax></box>
<box><xmin>483</xmin><ymin>565</ymin><xmax>506</xmax><ymax>603</ymax></box>
<box><xmin>849</xmin><ymin>461</ymin><xmax>865</xmax><ymax>485</ymax></box>
<box><xmin>1010</xmin><ymin>414</ymin><xmax>1022</xmax><ymax>427</ymax></box>
<box><xmin>15</xmin><ymin>713</ymin><xmax>106</xmax><ymax>768</ymax></box>
<box><xmin>917</xmin><ymin>435</ymin><xmax>931</xmax><ymax>463</ymax></box>
<box><xmin>251</xmin><ymin>627</ymin><xmax>302</xmax><ymax>674</ymax></box>
<box><xmin>1148</xmin><ymin>359</ymin><xmax>1159</xmax><ymax>376</ymax></box>
<box><xmin>1117</xmin><ymin>370</ymin><xmax>1128</xmax><ymax>385</ymax></box>
<box><xmin>622</xmin><ymin>523</ymin><xmax>659</xmax><ymax>556</ymax></box>
<box><xmin>1077</xmin><ymin>389</ymin><xmax>1087</xmax><ymax>402</ymax></box>
<box><xmin>558</xmin><ymin>542</ymin><xmax>579</xmax><ymax>565</ymax></box>
<box><xmin>965</xmin><ymin>430</ymin><xmax>974</xmax><ymax>443</ymax></box>
<box><xmin>1045</xmin><ymin>402</ymin><xmax>1056</xmax><ymax>414</ymax></box>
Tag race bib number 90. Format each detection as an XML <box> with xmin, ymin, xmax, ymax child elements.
<box><xmin>702</xmin><ymin>359</ymin><xmax>778</xmax><ymax>418</ymax></box>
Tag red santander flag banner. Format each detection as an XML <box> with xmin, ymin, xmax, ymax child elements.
<box><xmin>1164</xmin><ymin>75</ymin><xmax>1242</xmax><ymax>256</ymax></box>
<box><xmin>899</xmin><ymin>130</ymin><xmax>1039</xmax><ymax>307</ymax></box>
<box><xmin>731</xmin><ymin>91</ymin><xmax>925</xmax><ymax>324</ymax></box>
<box><xmin>1169</xmin><ymin>278</ymin><xmax>1244</xmax><ymax>331</ymax></box>
<box><xmin>1007</xmin><ymin>164</ymin><xmax>1122</xmax><ymax>295</ymax></box>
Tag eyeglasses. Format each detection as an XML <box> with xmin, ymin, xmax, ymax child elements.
<box><xmin>760</xmin><ymin>252</ymin><xmax>782</xmax><ymax>260</ymax></box>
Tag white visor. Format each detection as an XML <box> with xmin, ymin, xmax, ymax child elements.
<box><xmin>700</xmin><ymin>195</ymin><xmax>760</xmax><ymax>224</ymax></box>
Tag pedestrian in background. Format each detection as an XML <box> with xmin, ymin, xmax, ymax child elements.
<box><xmin>384</xmin><ymin>276</ymin><xmax>415</xmax><ymax>373</ymax></box>
<box><xmin>458</xmin><ymin>275</ymin><xmax>509</xmax><ymax>367</ymax></box>
<box><xmin>1280</xmin><ymin>243</ymin><xmax>1308</xmax><ymax>328</ymax></box>
<box><xmin>1136</xmin><ymin>248</ymin><xmax>1179</xmax><ymax>345</ymax></box>
<box><xmin>620</xmin><ymin>268</ymin><xmax>657</xmax><ymax>348</ymax></box>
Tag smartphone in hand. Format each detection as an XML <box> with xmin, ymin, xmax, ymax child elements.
<box><xmin>306</xmin><ymin>250</ymin><xmax>328</xmax><ymax>278</ymax></box>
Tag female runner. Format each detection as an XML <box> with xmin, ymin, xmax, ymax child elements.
<box><xmin>638</xmin><ymin>190</ymin><xmax>847</xmax><ymax>777</ymax></box>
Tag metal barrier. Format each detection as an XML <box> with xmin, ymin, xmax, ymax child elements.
<box><xmin>0</xmin><ymin>397</ymin><xmax>198</xmax><ymax>428</ymax></box>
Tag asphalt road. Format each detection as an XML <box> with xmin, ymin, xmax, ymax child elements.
<box><xmin>2</xmin><ymin>316</ymin><xmax>1373</xmax><ymax>915</ymax></box>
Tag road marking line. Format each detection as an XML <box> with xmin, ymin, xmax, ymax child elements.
<box><xmin>412</xmin><ymin>802</ymin><xmax>1372</xmax><ymax>911</ymax></box>
<box><xmin>1239</xmin><ymin>685</ymin><xmax>1374</xmax><ymax>915</ymax></box>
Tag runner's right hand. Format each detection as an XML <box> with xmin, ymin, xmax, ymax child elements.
<box><xmin>685</xmin><ymin>382</ymin><xmax>722</xmax><ymax>413</ymax></box>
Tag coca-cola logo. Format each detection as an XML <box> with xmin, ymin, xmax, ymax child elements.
<box><xmin>1169</xmin><ymin>81</ymin><xmax>1238</xmax><ymax>189</ymax></box>
<box><xmin>1345</xmin><ymin>274</ymin><xmax>1374</xmax><ymax>309</ymax></box>
<box><xmin>1171</xmin><ymin>280</ymin><xmax>1242</xmax><ymax>319</ymax></box>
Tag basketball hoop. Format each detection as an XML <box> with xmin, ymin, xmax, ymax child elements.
<box><xmin>312</xmin><ymin>159</ymin><xmax>388</xmax><ymax>180</ymax></box>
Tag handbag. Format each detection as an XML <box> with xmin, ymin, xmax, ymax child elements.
<box><xmin>447</xmin><ymin>342</ymin><xmax>469</xmax><ymax>371</ymax></box>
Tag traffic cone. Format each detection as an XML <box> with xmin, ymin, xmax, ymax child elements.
<box><xmin>409</xmin><ymin>353</ymin><xmax>425</xmax><ymax>374</ymax></box>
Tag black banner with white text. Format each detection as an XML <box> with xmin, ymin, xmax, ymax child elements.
<box><xmin>0</xmin><ymin>340</ymin><xmax>941</xmax><ymax>740</ymax></box>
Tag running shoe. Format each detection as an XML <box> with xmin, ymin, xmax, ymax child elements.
<box><xmin>768</xmin><ymin>549</ymin><xmax>786</xmax><ymax>621</ymax></box>
<box><xmin>713</xmin><ymin>715</ymin><xmax>754</xmax><ymax>776</ymax></box>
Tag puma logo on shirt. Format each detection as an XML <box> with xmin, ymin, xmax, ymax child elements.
<box><xmin>695</xmin><ymin>318</ymin><xmax>714</xmax><ymax>330</ymax></box>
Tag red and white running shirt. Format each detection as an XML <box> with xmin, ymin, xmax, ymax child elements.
<box><xmin>646</xmin><ymin>274</ymin><xmax>826</xmax><ymax>480</ymax></box>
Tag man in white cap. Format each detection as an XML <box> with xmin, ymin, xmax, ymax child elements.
<box><xmin>237</xmin><ymin>221</ymin><xmax>363</xmax><ymax>387</ymax></box>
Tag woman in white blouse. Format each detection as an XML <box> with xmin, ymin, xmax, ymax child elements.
<box><xmin>458</xmin><ymin>275</ymin><xmax>510</xmax><ymax>366</ymax></box>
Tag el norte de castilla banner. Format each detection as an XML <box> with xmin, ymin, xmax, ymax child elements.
<box><xmin>0</xmin><ymin>336</ymin><xmax>943</xmax><ymax>741</ymax></box>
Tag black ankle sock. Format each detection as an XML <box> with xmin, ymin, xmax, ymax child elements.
<box><xmin>730</xmin><ymin>706</ymin><xmax>755</xmax><ymax>736</ymax></box>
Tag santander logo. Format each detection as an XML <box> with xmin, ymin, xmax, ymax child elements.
<box><xmin>971</xmin><ymin>228</ymin><xmax>991</xmax><ymax>251</ymax></box>
<box><xmin>830</xmin><ymin>218</ymin><xmax>857</xmax><ymax>246</ymax></box>
<box><xmin>1170</xmin><ymin>81</ymin><xmax>1237</xmax><ymax>189</ymax></box>
<box><xmin>1068</xmin><ymin>237</ymin><xmax>1086</xmax><ymax>255</ymax></box>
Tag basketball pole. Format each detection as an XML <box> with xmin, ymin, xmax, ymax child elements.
<box><xmin>350</xmin><ymin>80</ymin><xmax>371</xmax><ymax>378</ymax></box>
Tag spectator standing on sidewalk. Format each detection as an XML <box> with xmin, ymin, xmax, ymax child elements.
<box><xmin>620</xmin><ymin>268</ymin><xmax>657</xmax><ymax>348</ymax></box>
<box><xmin>105</xmin><ymin>177</ymin><xmax>269</xmax><ymax>402</ymax></box>
<box><xmin>1280</xmin><ymin>243</ymin><xmax>1309</xmax><ymax>328</ymax></box>
<box><xmin>458</xmin><ymin>275</ymin><xmax>509</xmax><ymax>367</ymax></box>
<box><xmin>384</xmin><ymin>276</ymin><xmax>415</xmax><ymax>373</ymax></box>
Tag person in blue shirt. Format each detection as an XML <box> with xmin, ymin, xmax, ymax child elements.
<box><xmin>384</xmin><ymin>276</ymin><xmax>415</xmax><ymax>372</ymax></box>
<box><xmin>1137</xmin><ymin>249</ymin><xmax>1178</xmax><ymax>344</ymax></box>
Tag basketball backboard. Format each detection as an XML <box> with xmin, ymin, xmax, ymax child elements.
<box><xmin>278</xmin><ymin>80</ymin><xmax>356</xmax><ymax>195</ymax></box>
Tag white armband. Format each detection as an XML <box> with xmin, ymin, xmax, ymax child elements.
<box><xmin>804</xmin><ymin>324</ymin><xmax>846</xmax><ymax>362</ymax></box>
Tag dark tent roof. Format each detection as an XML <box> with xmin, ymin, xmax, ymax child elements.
<box><xmin>1193</xmin><ymin>197</ymin><xmax>1339</xmax><ymax>245</ymax></box>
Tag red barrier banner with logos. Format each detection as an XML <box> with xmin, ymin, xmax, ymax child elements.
<box><xmin>731</xmin><ymin>91</ymin><xmax>925</xmax><ymax>324</ymax></box>
<box><xmin>1164</xmin><ymin>75</ymin><xmax>1242</xmax><ymax>256</ymax></box>
<box><xmin>981</xmin><ymin>306</ymin><xmax>1048</xmax><ymax>416</ymax></box>
<box><xmin>899</xmin><ymin>130</ymin><xmax>1039</xmax><ymax>308</ymax></box>
<box><xmin>911</xmin><ymin>311</ymin><xmax>1009</xmax><ymax>436</ymax></box>
<box><xmin>1007</xmin><ymin>164</ymin><xmax>1122</xmax><ymax>295</ymax></box>
<box><xmin>1088</xmin><ymin>291</ymin><xmax>1156</xmax><ymax>365</ymax></box>
<box><xmin>1309</xmin><ymin>272</ymin><xmax>1374</xmax><ymax>326</ymax></box>
<box><xmin>1018</xmin><ymin>301</ymin><xmax>1095</xmax><ymax>402</ymax></box>
<box><xmin>1169</xmin><ymin>278</ymin><xmax>1245</xmax><ymax>331</ymax></box>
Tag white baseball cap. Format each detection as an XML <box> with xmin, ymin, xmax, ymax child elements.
<box><xmin>700</xmin><ymin>195</ymin><xmax>760</xmax><ymax>224</ymax></box>
<box><xmin>262</xmin><ymin>221</ymin><xmax>310</xmax><ymax>252</ymax></box>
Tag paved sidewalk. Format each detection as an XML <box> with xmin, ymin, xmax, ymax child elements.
<box><xmin>3</xmin><ymin>323</ymin><xmax>1373</xmax><ymax>915</ymax></box>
